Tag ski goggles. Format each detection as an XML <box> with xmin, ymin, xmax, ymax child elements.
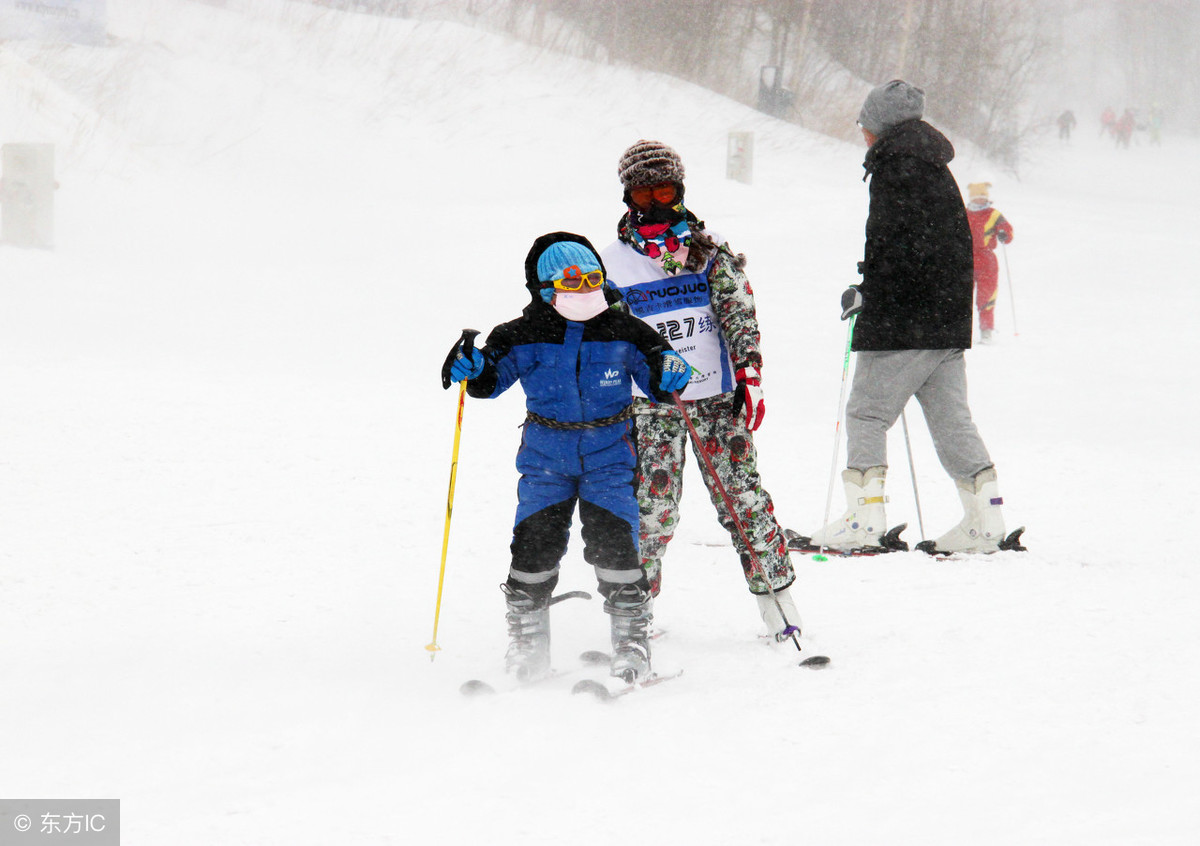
<box><xmin>629</xmin><ymin>181</ymin><xmax>679</xmax><ymax>208</ymax></box>
<box><xmin>551</xmin><ymin>268</ymin><xmax>605</xmax><ymax>292</ymax></box>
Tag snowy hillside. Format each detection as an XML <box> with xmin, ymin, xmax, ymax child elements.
<box><xmin>2</xmin><ymin>2</ymin><xmax>1199</xmax><ymax>844</ymax></box>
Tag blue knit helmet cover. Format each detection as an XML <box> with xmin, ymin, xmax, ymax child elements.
<box><xmin>535</xmin><ymin>240</ymin><xmax>602</xmax><ymax>283</ymax></box>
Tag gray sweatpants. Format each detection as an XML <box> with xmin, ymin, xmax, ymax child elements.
<box><xmin>845</xmin><ymin>349</ymin><xmax>992</xmax><ymax>481</ymax></box>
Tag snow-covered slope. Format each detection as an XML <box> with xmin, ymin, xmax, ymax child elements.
<box><xmin>2</xmin><ymin>2</ymin><xmax>1198</xmax><ymax>844</ymax></box>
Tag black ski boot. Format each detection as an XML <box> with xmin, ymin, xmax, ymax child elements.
<box><xmin>605</xmin><ymin>585</ymin><xmax>653</xmax><ymax>683</ymax></box>
<box><xmin>500</xmin><ymin>584</ymin><xmax>551</xmax><ymax>682</ymax></box>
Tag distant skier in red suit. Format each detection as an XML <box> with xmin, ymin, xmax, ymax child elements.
<box><xmin>1100</xmin><ymin>106</ymin><xmax>1116</xmax><ymax>138</ymax></box>
<box><xmin>965</xmin><ymin>182</ymin><xmax>1013</xmax><ymax>342</ymax></box>
<box><xmin>1114</xmin><ymin>108</ymin><xmax>1136</xmax><ymax>149</ymax></box>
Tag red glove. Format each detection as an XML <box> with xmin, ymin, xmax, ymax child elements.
<box><xmin>734</xmin><ymin>366</ymin><xmax>765</xmax><ymax>431</ymax></box>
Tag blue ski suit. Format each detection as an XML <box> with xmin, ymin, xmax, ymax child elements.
<box><xmin>465</xmin><ymin>232</ymin><xmax>678</xmax><ymax>601</ymax></box>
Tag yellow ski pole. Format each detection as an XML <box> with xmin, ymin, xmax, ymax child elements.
<box><xmin>427</xmin><ymin>329</ymin><xmax>480</xmax><ymax>660</ymax></box>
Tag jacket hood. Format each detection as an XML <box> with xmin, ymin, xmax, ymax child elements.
<box><xmin>863</xmin><ymin>119</ymin><xmax>955</xmax><ymax>178</ymax></box>
<box><xmin>524</xmin><ymin>232</ymin><xmax>607</xmax><ymax>298</ymax></box>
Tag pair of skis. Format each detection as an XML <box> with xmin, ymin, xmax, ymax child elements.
<box><xmin>458</xmin><ymin>576</ymin><xmax>835</xmax><ymax>701</ymax></box>
<box><xmin>458</xmin><ymin>589</ymin><xmax>686</xmax><ymax>701</ymax></box>
<box><xmin>571</xmin><ymin>669</ymin><xmax>685</xmax><ymax>701</ymax></box>
<box><xmin>462</xmin><ymin>642</ymin><xmax>832</xmax><ymax>701</ymax></box>
<box><xmin>785</xmin><ymin>523</ymin><xmax>1027</xmax><ymax>558</ymax></box>
<box><xmin>571</xmin><ymin>646</ymin><xmax>831</xmax><ymax>700</ymax></box>
<box><xmin>460</xmin><ymin>649</ymin><xmax>684</xmax><ymax>701</ymax></box>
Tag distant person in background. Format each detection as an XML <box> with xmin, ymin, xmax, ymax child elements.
<box><xmin>1148</xmin><ymin>104</ymin><xmax>1164</xmax><ymax>146</ymax></box>
<box><xmin>964</xmin><ymin>181</ymin><xmax>1014</xmax><ymax>344</ymax></box>
<box><xmin>1115</xmin><ymin>108</ymin><xmax>1136</xmax><ymax>148</ymax></box>
<box><xmin>600</xmin><ymin>139</ymin><xmax>803</xmax><ymax>641</ymax></box>
<box><xmin>1057</xmin><ymin>109</ymin><xmax>1076</xmax><ymax>142</ymax></box>
<box><xmin>1100</xmin><ymin>106</ymin><xmax>1116</xmax><ymax>139</ymax></box>
<box><xmin>805</xmin><ymin>80</ymin><xmax>1013</xmax><ymax>556</ymax></box>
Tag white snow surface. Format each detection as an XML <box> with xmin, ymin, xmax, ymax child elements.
<box><xmin>3</xmin><ymin>2</ymin><xmax>1199</xmax><ymax>844</ymax></box>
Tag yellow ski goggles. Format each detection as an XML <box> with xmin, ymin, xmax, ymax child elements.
<box><xmin>551</xmin><ymin>268</ymin><xmax>605</xmax><ymax>292</ymax></box>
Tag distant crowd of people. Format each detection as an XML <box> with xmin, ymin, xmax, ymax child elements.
<box><xmin>1058</xmin><ymin>105</ymin><xmax>1163</xmax><ymax>147</ymax></box>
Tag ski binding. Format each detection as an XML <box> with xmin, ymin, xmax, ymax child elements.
<box><xmin>914</xmin><ymin>526</ymin><xmax>1026</xmax><ymax>557</ymax></box>
<box><xmin>785</xmin><ymin>523</ymin><xmax>909</xmax><ymax>557</ymax></box>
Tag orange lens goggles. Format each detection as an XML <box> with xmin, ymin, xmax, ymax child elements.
<box><xmin>552</xmin><ymin>269</ymin><xmax>605</xmax><ymax>292</ymax></box>
<box><xmin>629</xmin><ymin>182</ymin><xmax>679</xmax><ymax>208</ymax></box>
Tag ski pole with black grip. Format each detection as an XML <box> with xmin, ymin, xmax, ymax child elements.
<box><xmin>427</xmin><ymin>329</ymin><xmax>480</xmax><ymax>660</ymax></box>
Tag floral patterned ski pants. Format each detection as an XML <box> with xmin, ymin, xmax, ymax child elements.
<box><xmin>632</xmin><ymin>394</ymin><xmax>794</xmax><ymax>596</ymax></box>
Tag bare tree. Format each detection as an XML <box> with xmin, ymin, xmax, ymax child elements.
<box><xmin>482</xmin><ymin>0</ymin><xmax>1193</xmax><ymax>164</ymax></box>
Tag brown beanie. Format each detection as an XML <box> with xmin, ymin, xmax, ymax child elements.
<box><xmin>617</xmin><ymin>140</ymin><xmax>686</xmax><ymax>188</ymax></box>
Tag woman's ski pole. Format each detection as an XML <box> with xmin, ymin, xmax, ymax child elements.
<box><xmin>427</xmin><ymin>329</ymin><xmax>480</xmax><ymax>660</ymax></box>
<box><xmin>671</xmin><ymin>392</ymin><xmax>805</xmax><ymax>655</ymax></box>
<box><xmin>900</xmin><ymin>408</ymin><xmax>926</xmax><ymax>541</ymax></box>
<box><xmin>818</xmin><ymin>317</ymin><xmax>856</xmax><ymax>555</ymax></box>
<box><xmin>1001</xmin><ymin>243</ymin><xmax>1018</xmax><ymax>336</ymax></box>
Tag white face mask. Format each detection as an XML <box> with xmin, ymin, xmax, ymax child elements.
<box><xmin>553</xmin><ymin>289</ymin><xmax>608</xmax><ymax>321</ymax></box>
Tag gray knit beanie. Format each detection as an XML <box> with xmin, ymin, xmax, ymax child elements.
<box><xmin>617</xmin><ymin>140</ymin><xmax>685</xmax><ymax>188</ymax></box>
<box><xmin>858</xmin><ymin>80</ymin><xmax>925</xmax><ymax>135</ymax></box>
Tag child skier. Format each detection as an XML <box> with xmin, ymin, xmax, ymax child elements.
<box><xmin>600</xmin><ymin>140</ymin><xmax>801</xmax><ymax>640</ymax></box>
<box><xmin>965</xmin><ymin>182</ymin><xmax>1014</xmax><ymax>343</ymax></box>
<box><xmin>442</xmin><ymin>232</ymin><xmax>690</xmax><ymax>684</ymax></box>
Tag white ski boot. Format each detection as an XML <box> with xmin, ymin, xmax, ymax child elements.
<box><xmin>605</xmin><ymin>584</ymin><xmax>653</xmax><ymax>683</ymax></box>
<box><xmin>501</xmin><ymin>584</ymin><xmax>551</xmax><ymax>682</ymax></box>
<box><xmin>756</xmin><ymin>586</ymin><xmax>801</xmax><ymax>641</ymax></box>
<box><xmin>931</xmin><ymin>467</ymin><xmax>1006</xmax><ymax>553</ymax></box>
<box><xmin>807</xmin><ymin>466</ymin><xmax>889</xmax><ymax>550</ymax></box>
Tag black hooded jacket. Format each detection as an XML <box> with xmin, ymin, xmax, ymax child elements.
<box><xmin>466</xmin><ymin>232</ymin><xmax>675</xmax><ymax>406</ymax></box>
<box><xmin>854</xmin><ymin>119</ymin><xmax>974</xmax><ymax>351</ymax></box>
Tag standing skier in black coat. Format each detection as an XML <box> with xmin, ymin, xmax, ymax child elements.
<box><xmin>854</xmin><ymin>104</ymin><xmax>974</xmax><ymax>352</ymax></box>
<box><xmin>807</xmin><ymin>80</ymin><xmax>1012</xmax><ymax>555</ymax></box>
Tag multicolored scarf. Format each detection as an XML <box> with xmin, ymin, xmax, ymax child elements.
<box><xmin>619</xmin><ymin>206</ymin><xmax>718</xmax><ymax>275</ymax></box>
<box><xmin>629</xmin><ymin>218</ymin><xmax>692</xmax><ymax>273</ymax></box>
